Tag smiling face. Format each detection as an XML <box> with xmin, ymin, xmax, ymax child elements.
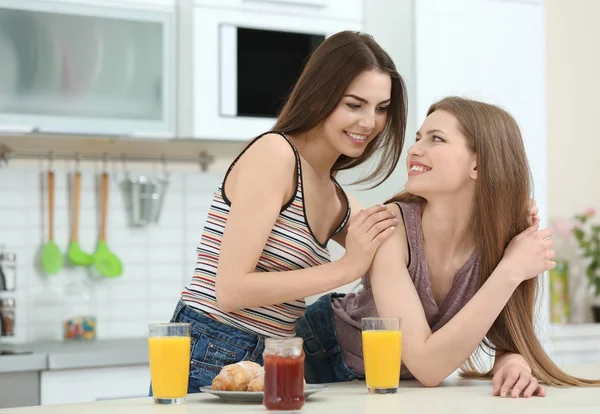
<box><xmin>405</xmin><ymin>109</ymin><xmax>477</xmax><ymax>197</ymax></box>
<box><xmin>318</xmin><ymin>70</ymin><xmax>392</xmax><ymax>158</ymax></box>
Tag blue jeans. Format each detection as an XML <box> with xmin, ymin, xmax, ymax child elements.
<box><xmin>150</xmin><ymin>301</ymin><xmax>266</xmax><ymax>396</ymax></box>
<box><xmin>295</xmin><ymin>294</ymin><xmax>363</xmax><ymax>384</ymax></box>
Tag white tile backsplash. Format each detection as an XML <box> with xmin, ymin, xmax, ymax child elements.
<box><xmin>147</xmin><ymin>263</ymin><xmax>185</xmax><ymax>282</ymax></box>
<box><xmin>0</xmin><ymin>192</ymin><xmax>27</xmax><ymax>209</ymax></box>
<box><xmin>148</xmin><ymin>300</ymin><xmax>178</xmax><ymax>321</ymax></box>
<box><xmin>148</xmin><ymin>283</ymin><xmax>183</xmax><ymax>301</ymax></box>
<box><xmin>110</xmin><ymin>283</ymin><xmax>148</xmax><ymax>302</ymax></box>
<box><xmin>0</xmin><ymin>170</ymin><xmax>27</xmax><ymax>190</ymax></box>
<box><xmin>109</xmin><ymin>302</ymin><xmax>147</xmax><ymax>321</ymax></box>
<box><xmin>0</xmin><ymin>209</ymin><xmax>28</xmax><ymax>228</ymax></box>
<box><xmin>28</xmin><ymin>323</ymin><xmax>62</xmax><ymax>342</ymax></box>
<box><xmin>0</xmin><ymin>229</ymin><xmax>28</xmax><ymax>247</ymax></box>
<box><xmin>109</xmin><ymin>321</ymin><xmax>148</xmax><ymax>338</ymax></box>
<box><xmin>0</xmin><ymin>165</ymin><xmax>223</xmax><ymax>344</ymax></box>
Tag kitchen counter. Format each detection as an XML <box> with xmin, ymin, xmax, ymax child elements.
<box><xmin>0</xmin><ymin>338</ymin><xmax>147</xmax><ymax>372</ymax></box>
<box><xmin>0</xmin><ymin>353</ymin><xmax>46</xmax><ymax>373</ymax></box>
<box><xmin>1</xmin><ymin>363</ymin><xmax>599</xmax><ymax>413</ymax></box>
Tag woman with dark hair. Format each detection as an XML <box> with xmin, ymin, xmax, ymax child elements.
<box><xmin>297</xmin><ymin>97</ymin><xmax>600</xmax><ymax>397</ymax></box>
<box><xmin>169</xmin><ymin>31</ymin><xmax>408</xmax><ymax>392</ymax></box>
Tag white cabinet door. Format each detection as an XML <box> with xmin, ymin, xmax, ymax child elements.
<box><xmin>40</xmin><ymin>365</ymin><xmax>151</xmax><ymax>405</ymax></box>
<box><xmin>0</xmin><ymin>0</ymin><xmax>175</xmax><ymax>137</ymax></box>
<box><xmin>192</xmin><ymin>6</ymin><xmax>362</xmax><ymax>140</ymax></box>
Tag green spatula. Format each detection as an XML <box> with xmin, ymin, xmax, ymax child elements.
<box><xmin>67</xmin><ymin>171</ymin><xmax>93</xmax><ymax>266</ymax></box>
<box><xmin>42</xmin><ymin>170</ymin><xmax>63</xmax><ymax>275</ymax></box>
<box><xmin>93</xmin><ymin>172</ymin><xmax>122</xmax><ymax>277</ymax></box>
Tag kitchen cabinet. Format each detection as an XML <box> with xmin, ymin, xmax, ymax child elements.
<box><xmin>0</xmin><ymin>0</ymin><xmax>175</xmax><ymax>137</ymax></box>
<box><xmin>0</xmin><ymin>371</ymin><xmax>40</xmax><ymax>409</ymax></box>
<box><xmin>40</xmin><ymin>365</ymin><xmax>150</xmax><ymax>405</ymax></box>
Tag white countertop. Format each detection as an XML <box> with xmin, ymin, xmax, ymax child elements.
<box><xmin>0</xmin><ymin>338</ymin><xmax>148</xmax><ymax>373</ymax></box>
<box><xmin>1</xmin><ymin>363</ymin><xmax>599</xmax><ymax>413</ymax></box>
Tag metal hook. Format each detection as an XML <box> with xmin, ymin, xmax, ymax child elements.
<box><xmin>75</xmin><ymin>153</ymin><xmax>81</xmax><ymax>172</ymax></box>
<box><xmin>48</xmin><ymin>151</ymin><xmax>54</xmax><ymax>171</ymax></box>
<box><xmin>198</xmin><ymin>150</ymin><xmax>215</xmax><ymax>172</ymax></box>
<box><xmin>0</xmin><ymin>144</ymin><xmax>10</xmax><ymax>169</ymax></box>
<box><xmin>102</xmin><ymin>153</ymin><xmax>109</xmax><ymax>172</ymax></box>
<box><xmin>120</xmin><ymin>154</ymin><xmax>128</xmax><ymax>171</ymax></box>
<box><xmin>161</xmin><ymin>154</ymin><xmax>170</xmax><ymax>178</ymax></box>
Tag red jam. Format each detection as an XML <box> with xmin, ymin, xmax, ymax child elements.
<box><xmin>263</xmin><ymin>354</ymin><xmax>305</xmax><ymax>411</ymax></box>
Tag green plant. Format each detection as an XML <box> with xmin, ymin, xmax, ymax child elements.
<box><xmin>572</xmin><ymin>208</ymin><xmax>600</xmax><ymax>296</ymax></box>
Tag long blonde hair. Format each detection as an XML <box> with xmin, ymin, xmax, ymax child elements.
<box><xmin>388</xmin><ymin>97</ymin><xmax>599</xmax><ymax>386</ymax></box>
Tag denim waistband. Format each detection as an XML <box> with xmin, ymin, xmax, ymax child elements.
<box><xmin>173</xmin><ymin>301</ymin><xmax>264</xmax><ymax>354</ymax></box>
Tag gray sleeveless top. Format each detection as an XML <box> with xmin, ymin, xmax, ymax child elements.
<box><xmin>331</xmin><ymin>201</ymin><xmax>480</xmax><ymax>379</ymax></box>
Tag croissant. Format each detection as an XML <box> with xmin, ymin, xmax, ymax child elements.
<box><xmin>247</xmin><ymin>367</ymin><xmax>265</xmax><ymax>391</ymax></box>
<box><xmin>212</xmin><ymin>361</ymin><xmax>261</xmax><ymax>391</ymax></box>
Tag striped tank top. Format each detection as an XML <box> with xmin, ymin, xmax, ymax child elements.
<box><xmin>181</xmin><ymin>132</ymin><xmax>351</xmax><ymax>337</ymax></box>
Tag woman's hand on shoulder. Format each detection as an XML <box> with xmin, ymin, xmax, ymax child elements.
<box><xmin>339</xmin><ymin>204</ymin><xmax>398</xmax><ymax>278</ymax></box>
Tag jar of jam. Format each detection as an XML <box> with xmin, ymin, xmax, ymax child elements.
<box><xmin>263</xmin><ymin>337</ymin><xmax>305</xmax><ymax>411</ymax></box>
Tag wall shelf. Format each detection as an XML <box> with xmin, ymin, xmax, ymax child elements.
<box><xmin>0</xmin><ymin>133</ymin><xmax>245</xmax><ymax>171</ymax></box>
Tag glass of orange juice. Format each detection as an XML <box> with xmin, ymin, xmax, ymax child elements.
<box><xmin>148</xmin><ymin>323</ymin><xmax>191</xmax><ymax>404</ymax></box>
<box><xmin>361</xmin><ymin>317</ymin><xmax>402</xmax><ymax>394</ymax></box>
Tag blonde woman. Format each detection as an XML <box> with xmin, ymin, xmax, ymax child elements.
<box><xmin>297</xmin><ymin>97</ymin><xmax>600</xmax><ymax>397</ymax></box>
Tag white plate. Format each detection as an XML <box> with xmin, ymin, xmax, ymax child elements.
<box><xmin>199</xmin><ymin>384</ymin><xmax>328</xmax><ymax>404</ymax></box>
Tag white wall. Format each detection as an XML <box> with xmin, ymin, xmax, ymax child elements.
<box><xmin>546</xmin><ymin>0</ymin><xmax>600</xmax><ymax>324</ymax></box>
<box><xmin>414</xmin><ymin>0</ymin><xmax>547</xmax><ymax>226</ymax></box>
<box><xmin>546</xmin><ymin>0</ymin><xmax>600</xmax><ymax>219</ymax></box>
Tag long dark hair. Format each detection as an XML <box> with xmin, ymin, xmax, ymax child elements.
<box><xmin>273</xmin><ymin>31</ymin><xmax>407</xmax><ymax>188</ymax></box>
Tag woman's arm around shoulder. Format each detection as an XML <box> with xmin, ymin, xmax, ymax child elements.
<box><xmin>369</xmin><ymin>215</ymin><xmax>553</xmax><ymax>386</ymax></box>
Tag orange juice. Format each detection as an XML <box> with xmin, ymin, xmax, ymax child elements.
<box><xmin>148</xmin><ymin>336</ymin><xmax>191</xmax><ymax>398</ymax></box>
<box><xmin>362</xmin><ymin>330</ymin><xmax>402</xmax><ymax>389</ymax></box>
